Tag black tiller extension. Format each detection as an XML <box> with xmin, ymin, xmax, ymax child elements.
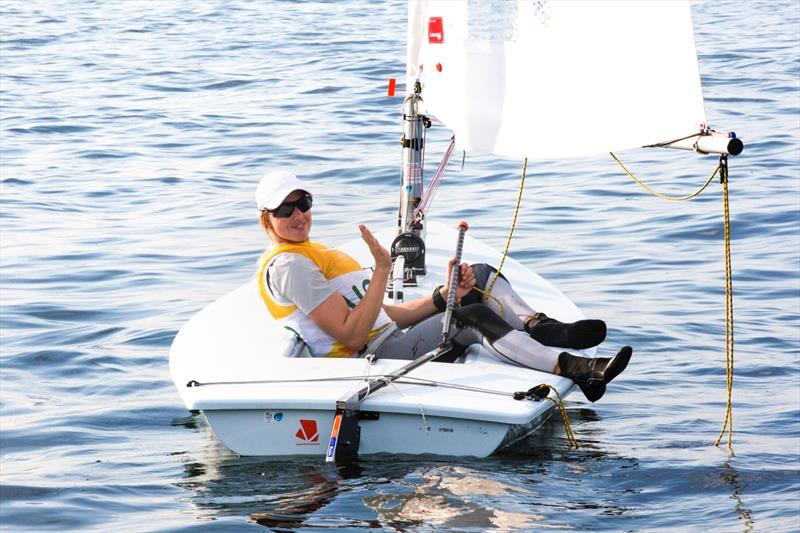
<box><xmin>325</xmin><ymin>222</ymin><xmax>469</xmax><ymax>463</ymax></box>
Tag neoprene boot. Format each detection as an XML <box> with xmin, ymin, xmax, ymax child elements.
<box><xmin>526</xmin><ymin>314</ymin><xmax>607</xmax><ymax>350</ymax></box>
<box><xmin>558</xmin><ymin>346</ymin><xmax>633</xmax><ymax>402</ymax></box>
<box><xmin>577</xmin><ymin>381</ymin><xmax>607</xmax><ymax>403</ymax></box>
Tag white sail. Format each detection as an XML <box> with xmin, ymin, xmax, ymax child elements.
<box><xmin>407</xmin><ymin>0</ymin><xmax>707</xmax><ymax>161</ymax></box>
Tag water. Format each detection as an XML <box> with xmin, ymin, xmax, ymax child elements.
<box><xmin>1</xmin><ymin>0</ymin><xmax>798</xmax><ymax>531</ymax></box>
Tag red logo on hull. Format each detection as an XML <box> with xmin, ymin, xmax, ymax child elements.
<box><xmin>296</xmin><ymin>419</ymin><xmax>319</xmax><ymax>445</ymax></box>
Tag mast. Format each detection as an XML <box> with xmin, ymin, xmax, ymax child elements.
<box><xmin>390</xmin><ymin>80</ymin><xmax>429</xmax><ymax>287</ymax></box>
<box><xmin>398</xmin><ymin>80</ymin><xmax>425</xmax><ymax>236</ymax></box>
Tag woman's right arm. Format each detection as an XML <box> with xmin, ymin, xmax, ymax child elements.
<box><xmin>308</xmin><ymin>225</ymin><xmax>391</xmax><ymax>351</ymax></box>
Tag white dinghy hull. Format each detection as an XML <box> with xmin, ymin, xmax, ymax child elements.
<box><xmin>184</xmin><ymin>354</ymin><xmax>573</xmax><ymax>457</ymax></box>
<box><xmin>203</xmin><ymin>410</ymin><xmax>551</xmax><ymax>458</ymax></box>
<box><xmin>199</xmin><ymin>363</ymin><xmax>563</xmax><ymax>457</ymax></box>
<box><xmin>170</xmin><ymin>221</ymin><xmax>587</xmax><ymax>457</ymax></box>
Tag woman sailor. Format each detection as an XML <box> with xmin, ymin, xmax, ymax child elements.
<box><xmin>255</xmin><ymin>170</ymin><xmax>632</xmax><ymax>402</ymax></box>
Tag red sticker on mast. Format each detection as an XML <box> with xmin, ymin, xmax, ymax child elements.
<box><xmin>428</xmin><ymin>17</ymin><xmax>444</xmax><ymax>43</ymax></box>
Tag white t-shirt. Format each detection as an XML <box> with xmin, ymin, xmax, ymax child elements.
<box><xmin>265</xmin><ymin>253</ymin><xmax>337</xmax><ymax>314</ymax></box>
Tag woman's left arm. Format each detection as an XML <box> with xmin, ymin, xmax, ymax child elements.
<box><xmin>384</xmin><ymin>260</ymin><xmax>475</xmax><ymax>329</ymax></box>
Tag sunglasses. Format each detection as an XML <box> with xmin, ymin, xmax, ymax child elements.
<box><xmin>267</xmin><ymin>194</ymin><xmax>313</xmax><ymax>218</ymax></box>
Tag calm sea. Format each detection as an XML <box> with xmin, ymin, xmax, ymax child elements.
<box><xmin>1</xmin><ymin>1</ymin><xmax>798</xmax><ymax>531</ymax></box>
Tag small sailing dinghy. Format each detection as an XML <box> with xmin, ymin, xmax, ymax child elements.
<box><xmin>171</xmin><ymin>222</ymin><xmax>581</xmax><ymax>457</ymax></box>
<box><xmin>170</xmin><ymin>0</ymin><xmax>742</xmax><ymax>458</ymax></box>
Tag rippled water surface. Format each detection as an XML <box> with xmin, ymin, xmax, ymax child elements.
<box><xmin>1</xmin><ymin>1</ymin><xmax>799</xmax><ymax>531</ymax></box>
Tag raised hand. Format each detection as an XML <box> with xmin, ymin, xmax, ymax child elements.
<box><xmin>359</xmin><ymin>224</ymin><xmax>391</xmax><ymax>272</ymax></box>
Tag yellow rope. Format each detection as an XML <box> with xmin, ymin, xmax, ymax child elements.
<box><xmin>714</xmin><ymin>156</ymin><xmax>735</xmax><ymax>452</ymax></box>
<box><xmin>472</xmin><ymin>287</ymin><xmax>505</xmax><ymax>317</ymax></box>
<box><xmin>610</xmin><ymin>151</ymin><xmax>721</xmax><ymax>201</ymax></box>
<box><xmin>540</xmin><ymin>383</ymin><xmax>579</xmax><ymax>448</ymax></box>
<box><xmin>482</xmin><ymin>158</ymin><xmax>528</xmax><ymax>315</ymax></box>
<box><xmin>612</xmin><ymin>152</ymin><xmax>736</xmax><ymax>450</ymax></box>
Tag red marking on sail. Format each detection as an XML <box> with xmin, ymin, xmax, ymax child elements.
<box><xmin>296</xmin><ymin>419</ymin><xmax>319</xmax><ymax>442</ymax></box>
<box><xmin>428</xmin><ymin>17</ymin><xmax>444</xmax><ymax>44</ymax></box>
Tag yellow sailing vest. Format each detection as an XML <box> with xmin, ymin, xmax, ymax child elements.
<box><xmin>257</xmin><ymin>241</ymin><xmax>393</xmax><ymax>358</ymax></box>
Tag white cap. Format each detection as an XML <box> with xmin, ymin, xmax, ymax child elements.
<box><xmin>255</xmin><ymin>171</ymin><xmax>311</xmax><ymax>211</ymax></box>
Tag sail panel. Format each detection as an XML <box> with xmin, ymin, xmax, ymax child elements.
<box><xmin>407</xmin><ymin>0</ymin><xmax>707</xmax><ymax>161</ymax></box>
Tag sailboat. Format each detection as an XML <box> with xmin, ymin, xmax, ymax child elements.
<box><xmin>169</xmin><ymin>0</ymin><xmax>742</xmax><ymax>458</ymax></box>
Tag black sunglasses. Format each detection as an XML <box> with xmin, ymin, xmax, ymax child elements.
<box><xmin>267</xmin><ymin>194</ymin><xmax>313</xmax><ymax>218</ymax></box>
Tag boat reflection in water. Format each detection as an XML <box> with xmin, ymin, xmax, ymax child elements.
<box><xmin>361</xmin><ymin>466</ymin><xmax>544</xmax><ymax>530</ymax></box>
<box><xmin>173</xmin><ymin>410</ymin><xmax>639</xmax><ymax>530</ymax></box>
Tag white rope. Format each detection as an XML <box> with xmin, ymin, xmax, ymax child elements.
<box><xmin>362</xmin><ymin>354</ymin><xmax>376</xmax><ymax>397</ymax></box>
<box><xmin>389</xmin><ymin>380</ymin><xmax>430</xmax><ymax>431</ymax></box>
<box><xmin>191</xmin><ymin>374</ymin><xmax>521</xmax><ymax>398</ymax></box>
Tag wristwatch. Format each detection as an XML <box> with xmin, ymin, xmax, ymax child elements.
<box><xmin>432</xmin><ymin>285</ymin><xmax>447</xmax><ymax>312</ymax></box>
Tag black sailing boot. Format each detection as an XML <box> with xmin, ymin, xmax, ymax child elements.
<box><xmin>557</xmin><ymin>346</ymin><xmax>633</xmax><ymax>402</ymax></box>
<box><xmin>526</xmin><ymin>313</ymin><xmax>607</xmax><ymax>350</ymax></box>
<box><xmin>577</xmin><ymin>381</ymin><xmax>607</xmax><ymax>403</ymax></box>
